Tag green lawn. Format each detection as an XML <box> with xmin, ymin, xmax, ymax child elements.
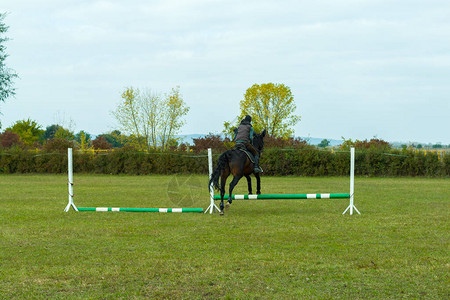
<box><xmin>0</xmin><ymin>174</ymin><xmax>448</xmax><ymax>299</ymax></box>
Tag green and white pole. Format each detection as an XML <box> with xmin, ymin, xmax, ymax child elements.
<box><xmin>343</xmin><ymin>147</ymin><xmax>360</xmax><ymax>215</ymax></box>
<box><xmin>214</xmin><ymin>193</ymin><xmax>350</xmax><ymax>200</ymax></box>
<box><xmin>77</xmin><ymin>207</ymin><xmax>203</xmax><ymax>213</ymax></box>
<box><xmin>64</xmin><ymin>148</ymin><xmax>78</xmax><ymax>212</ymax></box>
<box><xmin>205</xmin><ymin>148</ymin><xmax>221</xmax><ymax>214</ymax></box>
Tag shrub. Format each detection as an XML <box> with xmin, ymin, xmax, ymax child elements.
<box><xmin>340</xmin><ymin>137</ymin><xmax>391</xmax><ymax>151</ymax></box>
<box><xmin>264</xmin><ymin>136</ymin><xmax>309</xmax><ymax>149</ymax></box>
<box><xmin>192</xmin><ymin>134</ymin><xmax>231</xmax><ymax>153</ymax></box>
<box><xmin>44</xmin><ymin>139</ymin><xmax>75</xmax><ymax>153</ymax></box>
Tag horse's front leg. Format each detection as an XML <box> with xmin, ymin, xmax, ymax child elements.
<box><xmin>220</xmin><ymin>199</ymin><xmax>225</xmax><ymax>213</ymax></box>
<box><xmin>245</xmin><ymin>175</ymin><xmax>252</xmax><ymax>195</ymax></box>
<box><xmin>255</xmin><ymin>172</ymin><xmax>261</xmax><ymax>194</ymax></box>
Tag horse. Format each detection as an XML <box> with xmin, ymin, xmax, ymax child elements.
<box><xmin>209</xmin><ymin>130</ymin><xmax>266</xmax><ymax>215</ymax></box>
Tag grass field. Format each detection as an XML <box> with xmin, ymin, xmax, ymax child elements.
<box><xmin>1</xmin><ymin>174</ymin><xmax>448</xmax><ymax>299</ymax></box>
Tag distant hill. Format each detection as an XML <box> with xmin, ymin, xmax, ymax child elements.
<box><xmin>300</xmin><ymin>137</ymin><xmax>343</xmax><ymax>146</ymax></box>
<box><xmin>175</xmin><ymin>134</ymin><xmax>205</xmax><ymax>145</ymax></box>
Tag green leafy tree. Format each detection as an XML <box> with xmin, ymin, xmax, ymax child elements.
<box><xmin>6</xmin><ymin>119</ymin><xmax>44</xmax><ymax>146</ymax></box>
<box><xmin>0</xmin><ymin>13</ymin><xmax>18</xmax><ymax>129</ymax></box>
<box><xmin>75</xmin><ymin>130</ymin><xmax>91</xmax><ymax>144</ymax></box>
<box><xmin>75</xmin><ymin>131</ymin><xmax>91</xmax><ymax>150</ymax></box>
<box><xmin>53</xmin><ymin>126</ymin><xmax>74</xmax><ymax>141</ymax></box>
<box><xmin>224</xmin><ymin>83</ymin><xmax>300</xmax><ymax>138</ymax></box>
<box><xmin>318</xmin><ymin>139</ymin><xmax>330</xmax><ymax>148</ymax></box>
<box><xmin>99</xmin><ymin>130</ymin><xmax>126</xmax><ymax>148</ymax></box>
<box><xmin>42</xmin><ymin>124</ymin><xmax>63</xmax><ymax>140</ymax></box>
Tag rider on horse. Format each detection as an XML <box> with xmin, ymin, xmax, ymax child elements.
<box><xmin>233</xmin><ymin>115</ymin><xmax>262</xmax><ymax>173</ymax></box>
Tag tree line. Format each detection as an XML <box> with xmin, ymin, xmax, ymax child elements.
<box><xmin>0</xmin><ymin>82</ymin><xmax>301</xmax><ymax>152</ymax></box>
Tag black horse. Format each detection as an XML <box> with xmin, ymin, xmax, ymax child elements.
<box><xmin>209</xmin><ymin>130</ymin><xmax>266</xmax><ymax>215</ymax></box>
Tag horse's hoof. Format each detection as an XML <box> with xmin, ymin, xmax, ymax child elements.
<box><xmin>225</xmin><ymin>202</ymin><xmax>230</xmax><ymax>210</ymax></box>
<box><xmin>219</xmin><ymin>211</ymin><xmax>224</xmax><ymax>216</ymax></box>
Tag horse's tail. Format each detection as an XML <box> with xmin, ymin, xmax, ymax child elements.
<box><xmin>208</xmin><ymin>150</ymin><xmax>231</xmax><ymax>191</ymax></box>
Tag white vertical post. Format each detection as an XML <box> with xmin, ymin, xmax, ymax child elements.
<box><xmin>64</xmin><ymin>148</ymin><xmax>78</xmax><ymax>212</ymax></box>
<box><xmin>349</xmin><ymin>147</ymin><xmax>355</xmax><ymax>215</ymax></box>
<box><xmin>205</xmin><ymin>148</ymin><xmax>221</xmax><ymax>214</ymax></box>
<box><xmin>343</xmin><ymin>147</ymin><xmax>360</xmax><ymax>215</ymax></box>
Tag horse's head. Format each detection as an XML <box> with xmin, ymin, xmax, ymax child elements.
<box><xmin>253</xmin><ymin>129</ymin><xmax>267</xmax><ymax>153</ymax></box>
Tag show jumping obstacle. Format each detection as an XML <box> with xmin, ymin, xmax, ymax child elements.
<box><xmin>64</xmin><ymin>148</ymin><xmax>204</xmax><ymax>213</ymax></box>
<box><xmin>65</xmin><ymin>147</ymin><xmax>359</xmax><ymax>215</ymax></box>
<box><xmin>206</xmin><ymin>147</ymin><xmax>360</xmax><ymax>215</ymax></box>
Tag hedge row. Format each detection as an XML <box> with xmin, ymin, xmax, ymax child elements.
<box><xmin>261</xmin><ymin>149</ymin><xmax>448</xmax><ymax>177</ymax></box>
<box><xmin>0</xmin><ymin>147</ymin><xmax>448</xmax><ymax>177</ymax></box>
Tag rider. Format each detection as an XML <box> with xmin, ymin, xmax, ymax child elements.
<box><xmin>233</xmin><ymin>115</ymin><xmax>262</xmax><ymax>173</ymax></box>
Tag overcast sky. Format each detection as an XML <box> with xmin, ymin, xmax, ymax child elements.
<box><xmin>1</xmin><ymin>0</ymin><xmax>449</xmax><ymax>144</ymax></box>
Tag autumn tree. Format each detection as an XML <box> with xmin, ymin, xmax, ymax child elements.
<box><xmin>92</xmin><ymin>135</ymin><xmax>112</xmax><ymax>150</ymax></box>
<box><xmin>159</xmin><ymin>87</ymin><xmax>190</xmax><ymax>149</ymax></box>
<box><xmin>224</xmin><ymin>83</ymin><xmax>300</xmax><ymax>138</ymax></box>
<box><xmin>113</xmin><ymin>87</ymin><xmax>153</xmax><ymax>150</ymax></box>
<box><xmin>0</xmin><ymin>13</ymin><xmax>18</xmax><ymax>128</ymax></box>
<box><xmin>113</xmin><ymin>86</ymin><xmax>189</xmax><ymax>150</ymax></box>
<box><xmin>0</xmin><ymin>130</ymin><xmax>21</xmax><ymax>148</ymax></box>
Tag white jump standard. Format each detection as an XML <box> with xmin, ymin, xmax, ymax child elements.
<box><xmin>64</xmin><ymin>148</ymin><xmax>78</xmax><ymax>212</ymax></box>
<box><xmin>207</xmin><ymin>147</ymin><xmax>360</xmax><ymax>215</ymax></box>
<box><xmin>205</xmin><ymin>148</ymin><xmax>221</xmax><ymax>214</ymax></box>
<box><xmin>342</xmin><ymin>147</ymin><xmax>360</xmax><ymax>215</ymax></box>
<box><xmin>64</xmin><ymin>148</ymin><xmax>204</xmax><ymax>213</ymax></box>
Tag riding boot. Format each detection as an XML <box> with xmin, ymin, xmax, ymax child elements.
<box><xmin>253</xmin><ymin>155</ymin><xmax>262</xmax><ymax>173</ymax></box>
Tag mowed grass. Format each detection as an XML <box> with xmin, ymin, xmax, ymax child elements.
<box><xmin>0</xmin><ymin>174</ymin><xmax>448</xmax><ymax>299</ymax></box>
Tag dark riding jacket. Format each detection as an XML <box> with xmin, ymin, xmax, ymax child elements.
<box><xmin>234</xmin><ymin>124</ymin><xmax>253</xmax><ymax>143</ymax></box>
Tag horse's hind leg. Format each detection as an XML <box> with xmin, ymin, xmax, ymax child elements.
<box><xmin>245</xmin><ymin>175</ymin><xmax>252</xmax><ymax>195</ymax></box>
<box><xmin>220</xmin><ymin>174</ymin><xmax>227</xmax><ymax>201</ymax></box>
<box><xmin>226</xmin><ymin>175</ymin><xmax>242</xmax><ymax>209</ymax></box>
<box><xmin>219</xmin><ymin>171</ymin><xmax>229</xmax><ymax>215</ymax></box>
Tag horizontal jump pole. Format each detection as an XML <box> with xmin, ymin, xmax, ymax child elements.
<box><xmin>77</xmin><ymin>207</ymin><xmax>204</xmax><ymax>213</ymax></box>
<box><xmin>213</xmin><ymin>193</ymin><xmax>350</xmax><ymax>200</ymax></box>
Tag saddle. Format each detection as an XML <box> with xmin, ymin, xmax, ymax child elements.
<box><xmin>235</xmin><ymin>143</ymin><xmax>255</xmax><ymax>163</ymax></box>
